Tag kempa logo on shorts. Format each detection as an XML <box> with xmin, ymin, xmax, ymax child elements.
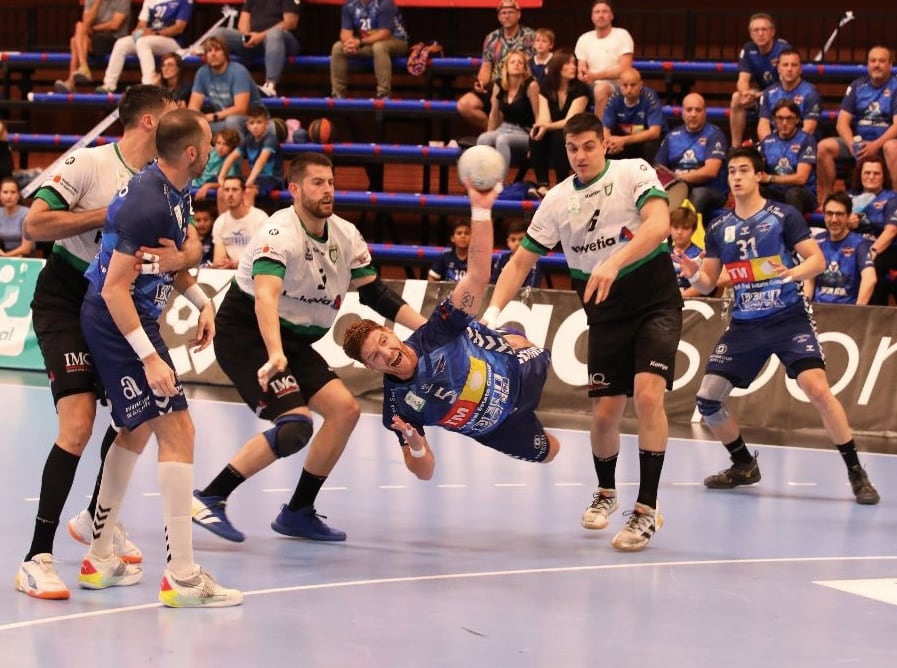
<box><xmin>649</xmin><ymin>360</ymin><xmax>669</xmax><ymax>371</ymax></box>
<box><xmin>120</xmin><ymin>376</ymin><xmax>143</xmax><ymax>400</ymax></box>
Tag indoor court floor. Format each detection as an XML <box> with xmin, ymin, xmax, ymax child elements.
<box><xmin>0</xmin><ymin>380</ymin><xmax>893</xmax><ymax>667</ymax></box>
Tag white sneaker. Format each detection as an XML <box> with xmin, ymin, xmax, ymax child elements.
<box><xmin>611</xmin><ymin>502</ymin><xmax>663</xmax><ymax>552</ymax></box>
<box><xmin>258</xmin><ymin>81</ymin><xmax>278</xmax><ymax>97</ymax></box>
<box><xmin>581</xmin><ymin>489</ymin><xmax>619</xmax><ymax>530</ymax></box>
<box><xmin>159</xmin><ymin>567</ymin><xmax>243</xmax><ymax>608</ymax></box>
<box><xmin>78</xmin><ymin>553</ymin><xmax>142</xmax><ymax>589</ymax></box>
<box><xmin>15</xmin><ymin>553</ymin><xmax>70</xmax><ymax>600</ymax></box>
<box><xmin>67</xmin><ymin>509</ymin><xmax>143</xmax><ymax>564</ymax></box>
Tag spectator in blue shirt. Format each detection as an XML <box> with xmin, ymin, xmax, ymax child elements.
<box><xmin>805</xmin><ymin>192</ymin><xmax>876</xmax><ymax>305</ymax></box>
<box><xmin>729</xmin><ymin>12</ymin><xmax>791</xmax><ymax>147</ymax></box>
<box><xmin>758</xmin><ymin>98</ymin><xmax>818</xmax><ymax>214</ymax></box>
<box><xmin>213</xmin><ymin>0</ymin><xmax>301</xmax><ymax>98</ymax></box>
<box><xmin>756</xmin><ymin>49</ymin><xmax>823</xmax><ymax>142</ymax></box>
<box><xmin>817</xmin><ymin>46</ymin><xmax>897</xmax><ymax>204</ymax></box>
<box><xmin>218</xmin><ymin>105</ymin><xmax>285</xmax><ymax>207</ymax></box>
<box><xmin>655</xmin><ymin>93</ymin><xmax>729</xmax><ymax>223</ymax></box>
<box><xmin>188</xmin><ymin>36</ymin><xmax>262</xmax><ymax>138</ymax></box>
<box><xmin>330</xmin><ymin>0</ymin><xmax>409</xmax><ymax>100</ymax></box>
<box><xmin>602</xmin><ymin>67</ymin><xmax>666</xmax><ymax>163</ymax></box>
<box><xmin>491</xmin><ymin>220</ymin><xmax>542</xmax><ymax>287</ymax></box>
<box><xmin>429</xmin><ymin>220</ymin><xmax>470</xmax><ymax>282</ymax></box>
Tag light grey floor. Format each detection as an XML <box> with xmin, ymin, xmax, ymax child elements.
<box><xmin>1</xmin><ymin>382</ymin><xmax>894</xmax><ymax>668</ymax></box>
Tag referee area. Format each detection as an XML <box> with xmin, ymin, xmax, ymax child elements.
<box><xmin>0</xmin><ymin>374</ymin><xmax>894</xmax><ymax>667</ymax></box>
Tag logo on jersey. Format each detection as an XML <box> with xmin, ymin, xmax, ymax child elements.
<box><xmin>570</xmin><ymin>236</ymin><xmax>616</xmax><ymax>253</ymax></box>
<box><xmin>329</xmin><ymin>246</ymin><xmax>339</xmax><ymax>263</ymax></box>
<box><xmin>64</xmin><ymin>156</ymin><xmax>75</xmax><ymax>165</ymax></box>
<box><xmin>604</xmin><ymin>183</ymin><xmax>614</xmax><ymax>196</ymax></box>
<box><xmin>404</xmin><ymin>391</ymin><xmax>426</xmax><ymax>412</ymax></box>
<box><xmin>438</xmin><ymin>357</ymin><xmax>487</xmax><ymax>429</ymax></box>
<box><xmin>618</xmin><ymin>227</ymin><xmax>634</xmax><ymax>242</ymax></box>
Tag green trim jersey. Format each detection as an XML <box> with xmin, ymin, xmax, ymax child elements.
<box><xmin>522</xmin><ymin>158</ymin><xmax>680</xmax><ymax>322</ymax></box>
<box><xmin>233</xmin><ymin>205</ymin><xmax>376</xmax><ymax>337</ymax></box>
<box><xmin>34</xmin><ymin>143</ymin><xmax>138</xmax><ymax>271</ymax></box>
<box><xmin>523</xmin><ymin>158</ymin><xmax>667</xmax><ymax>280</ymax></box>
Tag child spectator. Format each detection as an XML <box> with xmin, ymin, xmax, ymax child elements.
<box><xmin>192</xmin><ymin>200</ymin><xmax>217</xmax><ymax>267</ymax></box>
<box><xmin>491</xmin><ymin>219</ymin><xmax>542</xmax><ymax>287</ymax></box>
<box><xmin>669</xmin><ymin>207</ymin><xmax>703</xmax><ymax>295</ymax></box>
<box><xmin>218</xmin><ymin>105</ymin><xmax>284</xmax><ymax>208</ymax></box>
<box><xmin>193</xmin><ymin>128</ymin><xmax>241</xmax><ymax>201</ymax></box>
<box><xmin>0</xmin><ymin>177</ymin><xmax>33</xmax><ymax>257</ymax></box>
<box><xmin>530</xmin><ymin>28</ymin><xmax>554</xmax><ymax>84</ymax></box>
<box><xmin>428</xmin><ymin>220</ymin><xmax>470</xmax><ymax>281</ymax></box>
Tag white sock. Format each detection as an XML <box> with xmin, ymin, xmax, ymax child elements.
<box><xmin>89</xmin><ymin>444</ymin><xmax>139</xmax><ymax>561</ymax></box>
<box><xmin>158</xmin><ymin>461</ymin><xmax>196</xmax><ymax>578</ymax></box>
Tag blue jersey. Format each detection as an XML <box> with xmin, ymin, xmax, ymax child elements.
<box><xmin>815</xmin><ymin>231</ymin><xmax>873</xmax><ymax>304</ymax></box>
<box><xmin>84</xmin><ymin>163</ymin><xmax>192</xmax><ymax>320</ymax></box>
<box><xmin>759</xmin><ymin>129</ymin><xmax>817</xmax><ymax>194</ymax></box>
<box><xmin>705</xmin><ymin>201</ymin><xmax>810</xmax><ymax>321</ymax></box>
<box><xmin>239</xmin><ymin>125</ymin><xmax>283</xmax><ymax>183</ymax></box>
<box><xmin>491</xmin><ymin>250</ymin><xmax>542</xmax><ymax>287</ymax></box>
<box><xmin>603</xmin><ymin>85</ymin><xmax>666</xmax><ymax>135</ymax></box>
<box><xmin>655</xmin><ymin>122</ymin><xmax>729</xmax><ymax>194</ymax></box>
<box><xmin>758</xmin><ymin>79</ymin><xmax>823</xmax><ymax>126</ymax></box>
<box><xmin>341</xmin><ymin>0</ymin><xmax>407</xmax><ymax>42</ymax></box>
<box><xmin>738</xmin><ymin>39</ymin><xmax>791</xmax><ymax>87</ymax></box>
<box><xmin>141</xmin><ymin>0</ymin><xmax>194</xmax><ymax>47</ymax></box>
<box><xmin>671</xmin><ymin>242</ymin><xmax>702</xmax><ymax>289</ymax></box>
<box><xmin>382</xmin><ymin>300</ymin><xmax>526</xmax><ymax>438</ymax></box>
<box><xmin>852</xmin><ymin>189</ymin><xmax>897</xmax><ymax>235</ymax></box>
<box><xmin>428</xmin><ymin>249</ymin><xmax>467</xmax><ymax>281</ymax></box>
<box><xmin>841</xmin><ymin>75</ymin><xmax>897</xmax><ymax>141</ymax></box>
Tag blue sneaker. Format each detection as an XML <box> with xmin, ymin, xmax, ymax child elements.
<box><xmin>191</xmin><ymin>490</ymin><xmax>245</xmax><ymax>543</ymax></box>
<box><xmin>271</xmin><ymin>505</ymin><xmax>347</xmax><ymax>541</ymax></box>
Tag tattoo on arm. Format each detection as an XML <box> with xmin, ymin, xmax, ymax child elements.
<box><xmin>459</xmin><ymin>291</ymin><xmax>475</xmax><ymax>309</ymax></box>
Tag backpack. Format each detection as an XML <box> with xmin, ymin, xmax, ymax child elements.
<box><xmin>406</xmin><ymin>41</ymin><xmax>443</xmax><ymax>76</ymax></box>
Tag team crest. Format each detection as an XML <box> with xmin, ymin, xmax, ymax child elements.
<box><xmin>724</xmin><ymin>226</ymin><xmax>736</xmax><ymax>243</ymax></box>
<box><xmin>604</xmin><ymin>183</ymin><xmax>614</xmax><ymax>196</ymax></box>
<box><xmin>329</xmin><ymin>246</ymin><xmax>339</xmax><ymax>262</ymax></box>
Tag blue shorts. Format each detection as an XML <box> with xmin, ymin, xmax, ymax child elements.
<box><xmin>705</xmin><ymin>302</ymin><xmax>825</xmax><ymax>388</ymax></box>
<box><xmin>475</xmin><ymin>346</ymin><xmax>552</xmax><ymax>463</ymax></box>
<box><xmin>81</xmin><ymin>298</ymin><xmax>188</xmax><ymax>430</ymax></box>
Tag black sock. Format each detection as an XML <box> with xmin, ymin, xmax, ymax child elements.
<box><xmin>26</xmin><ymin>445</ymin><xmax>80</xmax><ymax>560</ymax></box>
<box><xmin>87</xmin><ymin>425</ymin><xmax>118</xmax><ymax>517</ymax></box>
<box><xmin>836</xmin><ymin>440</ymin><xmax>860</xmax><ymax>469</ymax></box>
<box><xmin>593</xmin><ymin>453</ymin><xmax>618</xmax><ymax>491</ymax></box>
<box><xmin>724</xmin><ymin>435</ymin><xmax>754</xmax><ymax>466</ymax></box>
<box><xmin>288</xmin><ymin>468</ymin><xmax>327</xmax><ymax>511</ymax></box>
<box><xmin>636</xmin><ymin>449</ymin><xmax>665</xmax><ymax>509</ymax></box>
<box><xmin>200</xmin><ymin>464</ymin><xmax>246</xmax><ymax>500</ymax></box>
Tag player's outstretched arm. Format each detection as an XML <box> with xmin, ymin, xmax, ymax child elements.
<box><xmin>451</xmin><ymin>181</ymin><xmax>500</xmax><ymax>317</ymax></box>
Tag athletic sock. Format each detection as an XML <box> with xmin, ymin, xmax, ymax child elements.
<box><xmin>636</xmin><ymin>449</ymin><xmax>665</xmax><ymax>509</ymax></box>
<box><xmin>593</xmin><ymin>453</ymin><xmax>618</xmax><ymax>492</ymax></box>
<box><xmin>200</xmin><ymin>464</ymin><xmax>245</xmax><ymax>499</ymax></box>
<box><xmin>87</xmin><ymin>425</ymin><xmax>118</xmax><ymax>517</ymax></box>
<box><xmin>724</xmin><ymin>435</ymin><xmax>754</xmax><ymax>466</ymax></box>
<box><xmin>90</xmin><ymin>445</ymin><xmax>139</xmax><ymax>560</ymax></box>
<box><xmin>287</xmin><ymin>468</ymin><xmax>327</xmax><ymax>511</ymax></box>
<box><xmin>26</xmin><ymin>444</ymin><xmax>80</xmax><ymax>560</ymax></box>
<box><xmin>836</xmin><ymin>439</ymin><xmax>860</xmax><ymax>469</ymax></box>
<box><xmin>159</xmin><ymin>461</ymin><xmax>196</xmax><ymax>578</ymax></box>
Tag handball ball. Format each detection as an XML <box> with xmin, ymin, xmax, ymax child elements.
<box><xmin>457</xmin><ymin>145</ymin><xmax>505</xmax><ymax>191</ymax></box>
<box><xmin>308</xmin><ymin>118</ymin><xmax>333</xmax><ymax>143</ymax></box>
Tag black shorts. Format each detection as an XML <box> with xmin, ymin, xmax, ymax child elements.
<box><xmin>30</xmin><ymin>253</ymin><xmax>100</xmax><ymax>403</ymax></box>
<box><xmin>587</xmin><ymin>306</ymin><xmax>682</xmax><ymax>397</ymax></box>
<box><xmin>213</xmin><ymin>285</ymin><xmax>338</xmax><ymax>421</ymax></box>
<box><xmin>90</xmin><ymin>31</ymin><xmax>118</xmax><ymax>57</ymax></box>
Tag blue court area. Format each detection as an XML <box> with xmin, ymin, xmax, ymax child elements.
<box><xmin>0</xmin><ymin>380</ymin><xmax>894</xmax><ymax>667</ymax></box>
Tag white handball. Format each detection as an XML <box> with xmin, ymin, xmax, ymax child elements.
<box><xmin>457</xmin><ymin>145</ymin><xmax>505</xmax><ymax>192</ymax></box>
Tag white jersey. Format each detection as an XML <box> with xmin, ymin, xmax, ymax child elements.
<box><xmin>233</xmin><ymin>205</ymin><xmax>374</xmax><ymax>332</ymax></box>
<box><xmin>35</xmin><ymin>143</ymin><xmax>137</xmax><ymax>269</ymax></box>
<box><xmin>527</xmin><ymin>158</ymin><xmax>664</xmax><ymax>280</ymax></box>
<box><xmin>574</xmin><ymin>28</ymin><xmax>634</xmax><ymax>86</ymax></box>
<box><xmin>212</xmin><ymin>206</ymin><xmax>268</xmax><ymax>262</ymax></box>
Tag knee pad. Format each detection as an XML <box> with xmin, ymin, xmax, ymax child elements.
<box><xmin>263</xmin><ymin>414</ymin><xmax>314</xmax><ymax>458</ymax></box>
<box><xmin>696</xmin><ymin>375</ymin><xmax>733</xmax><ymax>426</ymax></box>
